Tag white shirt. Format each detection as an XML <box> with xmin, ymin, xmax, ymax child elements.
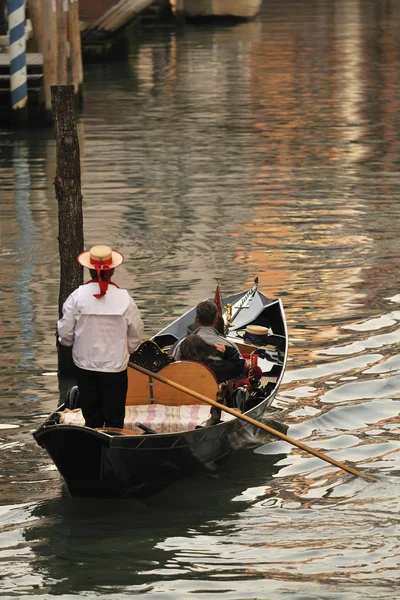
<box><xmin>57</xmin><ymin>282</ymin><xmax>144</xmax><ymax>372</ymax></box>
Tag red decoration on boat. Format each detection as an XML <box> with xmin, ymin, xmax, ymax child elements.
<box><xmin>214</xmin><ymin>282</ymin><xmax>223</xmax><ymax>316</ymax></box>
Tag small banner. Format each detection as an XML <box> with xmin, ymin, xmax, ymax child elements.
<box><xmin>214</xmin><ymin>282</ymin><xmax>223</xmax><ymax>316</ymax></box>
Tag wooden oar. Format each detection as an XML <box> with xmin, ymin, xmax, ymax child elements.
<box><xmin>129</xmin><ymin>362</ymin><xmax>376</xmax><ymax>482</ymax></box>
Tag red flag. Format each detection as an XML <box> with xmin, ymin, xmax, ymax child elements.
<box><xmin>214</xmin><ymin>282</ymin><xmax>223</xmax><ymax>316</ymax></box>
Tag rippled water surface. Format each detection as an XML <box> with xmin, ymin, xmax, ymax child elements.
<box><xmin>1</xmin><ymin>1</ymin><xmax>400</xmax><ymax>598</ymax></box>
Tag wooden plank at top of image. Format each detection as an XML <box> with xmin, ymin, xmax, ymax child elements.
<box><xmin>0</xmin><ymin>53</ymin><xmax>43</xmax><ymax>67</ymax></box>
<box><xmin>80</xmin><ymin>0</ymin><xmax>120</xmax><ymax>21</ymax></box>
<box><xmin>80</xmin><ymin>0</ymin><xmax>156</xmax><ymax>32</ymax></box>
<box><xmin>0</xmin><ymin>53</ymin><xmax>43</xmax><ymax>91</ymax></box>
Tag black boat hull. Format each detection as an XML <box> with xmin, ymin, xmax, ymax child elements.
<box><xmin>34</xmin><ymin>399</ymin><xmax>281</xmax><ymax>498</ymax></box>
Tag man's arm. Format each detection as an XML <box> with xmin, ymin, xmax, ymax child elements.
<box><xmin>127</xmin><ymin>298</ymin><xmax>144</xmax><ymax>354</ymax></box>
<box><xmin>208</xmin><ymin>355</ymin><xmax>245</xmax><ymax>382</ymax></box>
<box><xmin>218</xmin><ymin>345</ymin><xmax>246</xmax><ymax>378</ymax></box>
<box><xmin>57</xmin><ymin>293</ymin><xmax>76</xmax><ymax>347</ymax></box>
<box><xmin>222</xmin><ymin>341</ymin><xmax>243</xmax><ymax>360</ymax></box>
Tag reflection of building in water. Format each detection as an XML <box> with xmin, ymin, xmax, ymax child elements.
<box><xmin>346</xmin><ymin>2</ymin><xmax>400</xmax><ymax>307</ymax></box>
<box><xmin>236</xmin><ymin>1</ymin><xmax>387</xmax><ymax>350</ymax></box>
<box><xmin>80</xmin><ymin>20</ymin><xmax>268</xmax><ymax>321</ymax></box>
<box><xmin>1</xmin><ymin>138</ymin><xmax>61</xmax><ymax>380</ymax></box>
<box><xmin>1</xmin><ymin>143</ymin><xmax>38</xmax><ymax>379</ymax></box>
<box><xmin>1</xmin><ymin>166</ymin><xmax>22</xmax><ymax>387</ymax></box>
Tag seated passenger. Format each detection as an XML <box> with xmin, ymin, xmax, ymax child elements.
<box><xmin>179</xmin><ymin>334</ymin><xmax>245</xmax><ymax>384</ymax></box>
<box><xmin>215</xmin><ymin>314</ymin><xmax>226</xmax><ymax>335</ymax></box>
<box><xmin>185</xmin><ymin>310</ymin><xmax>225</xmax><ymax>337</ymax></box>
<box><xmin>170</xmin><ymin>300</ymin><xmax>242</xmax><ymax>364</ymax></box>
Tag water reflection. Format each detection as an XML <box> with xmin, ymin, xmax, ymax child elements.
<box><xmin>2</xmin><ymin>450</ymin><xmax>285</xmax><ymax>596</ymax></box>
<box><xmin>7</xmin><ymin>454</ymin><xmax>397</xmax><ymax>599</ymax></box>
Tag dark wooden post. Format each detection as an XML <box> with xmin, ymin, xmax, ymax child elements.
<box><xmin>52</xmin><ymin>84</ymin><xmax>84</xmax><ymax>378</ymax></box>
<box><xmin>0</xmin><ymin>0</ymin><xmax>7</xmax><ymax>35</ymax></box>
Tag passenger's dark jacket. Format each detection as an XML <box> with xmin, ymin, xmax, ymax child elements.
<box><xmin>170</xmin><ymin>326</ymin><xmax>245</xmax><ymax>383</ymax></box>
<box><xmin>203</xmin><ymin>345</ymin><xmax>245</xmax><ymax>383</ymax></box>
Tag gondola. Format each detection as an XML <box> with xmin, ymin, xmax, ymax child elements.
<box><xmin>33</xmin><ymin>278</ymin><xmax>289</xmax><ymax>499</ymax></box>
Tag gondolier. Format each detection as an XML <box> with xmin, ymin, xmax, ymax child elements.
<box><xmin>57</xmin><ymin>245</ymin><xmax>144</xmax><ymax>429</ymax></box>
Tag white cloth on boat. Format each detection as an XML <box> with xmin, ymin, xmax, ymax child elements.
<box><xmin>58</xmin><ymin>405</ymin><xmax>235</xmax><ymax>433</ymax></box>
<box><xmin>59</xmin><ymin>409</ymin><xmax>85</xmax><ymax>425</ymax></box>
<box><xmin>57</xmin><ymin>282</ymin><xmax>144</xmax><ymax>372</ymax></box>
<box><xmin>125</xmin><ymin>405</ymin><xmax>214</xmax><ymax>433</ymax></box>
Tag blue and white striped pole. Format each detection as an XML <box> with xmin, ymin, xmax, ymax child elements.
<box><xmin>8</xmin><ymin>0</ymin><xmax>27</xmax><ymax>111</ymax></box>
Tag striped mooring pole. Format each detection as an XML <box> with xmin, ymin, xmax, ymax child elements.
<box><xmin>8</xmin><ymin>0</ymin><xmax>27</xmax><ymax>112</ymax></box>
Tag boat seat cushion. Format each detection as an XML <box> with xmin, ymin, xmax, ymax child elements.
<box><xmin>58</xmin><ymin>404</ymin><xmax>229</xmax><ymax>433</ymax></box>
<box><xmin>124</xmin><ymin>404</ymin><xmax>213</xmax><ymax>433</ymax></box>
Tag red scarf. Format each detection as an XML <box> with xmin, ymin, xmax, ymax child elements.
<box><xmin>86</xmin><ymin>278</ymin><xmax>119</xmax><ymax>299</ymax></box>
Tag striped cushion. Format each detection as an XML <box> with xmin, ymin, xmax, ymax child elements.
<box><xmin>59</xmin><ymin>405</ymin><xmax>214</xmax><ymax>433</ymax></box>
<box><xmin>124</xmin><ymin>404</ymin><xmax>212</xmax><ymax>433</ymax></box>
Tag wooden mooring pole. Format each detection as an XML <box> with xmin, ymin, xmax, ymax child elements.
<box><xmin>68</xmin><ymin>0</ymin><xmax>83</xmax><ymax>103</ymax></box>
<box><xmin>0</xmin><ymin>0</ymin><xmax>7</xmax><ymax>34</ymax></box>
<box><xmin>41</xmin><ymin>0</ymin><xmax>58</xmax><ymax>120</ymax></box>
<box><xmin>27</xmin><ymin>0</ymin><xmax>42</xmax><ymax>51</ymax></box>
<box><xmin>25</xmin><ymin>0</ymin><xmax>84</xmax><ymax>123</ymax></box>
<box><xmin>52</xmin><ymin>84</ymin><xmax>84</xmax><ymax>378</ymax></box>
<box><xmin>56</xmin><ymin>0</ymin><xmax>68</xmax><ymax>85</ymax></box>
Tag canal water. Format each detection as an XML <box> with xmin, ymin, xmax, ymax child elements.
<box><xmin>1</xmin><ymin>0</ymin><xmax>400</xmax><ymax>598</ymax></box>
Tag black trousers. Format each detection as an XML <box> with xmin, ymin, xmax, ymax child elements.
<box><xmin>76</xmin><ymin>367</ymin><xmax>128</xmax><ymax>429</ymax></box>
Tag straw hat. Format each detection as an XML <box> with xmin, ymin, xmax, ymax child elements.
<box><xmin>245</xmin><ymin>325</ymin><xmax>269</xmax><ymax>336</ymax></box>
<box><xmin>77</xmin><ymin>245</ymin><xmax>124</xmax><ymax>270</ymax></box>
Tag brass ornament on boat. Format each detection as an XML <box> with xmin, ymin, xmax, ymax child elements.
<box><xmin>225</xmin><ymin>303</ymin><xmax>232</xmax><ymax>328</ymax></box>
